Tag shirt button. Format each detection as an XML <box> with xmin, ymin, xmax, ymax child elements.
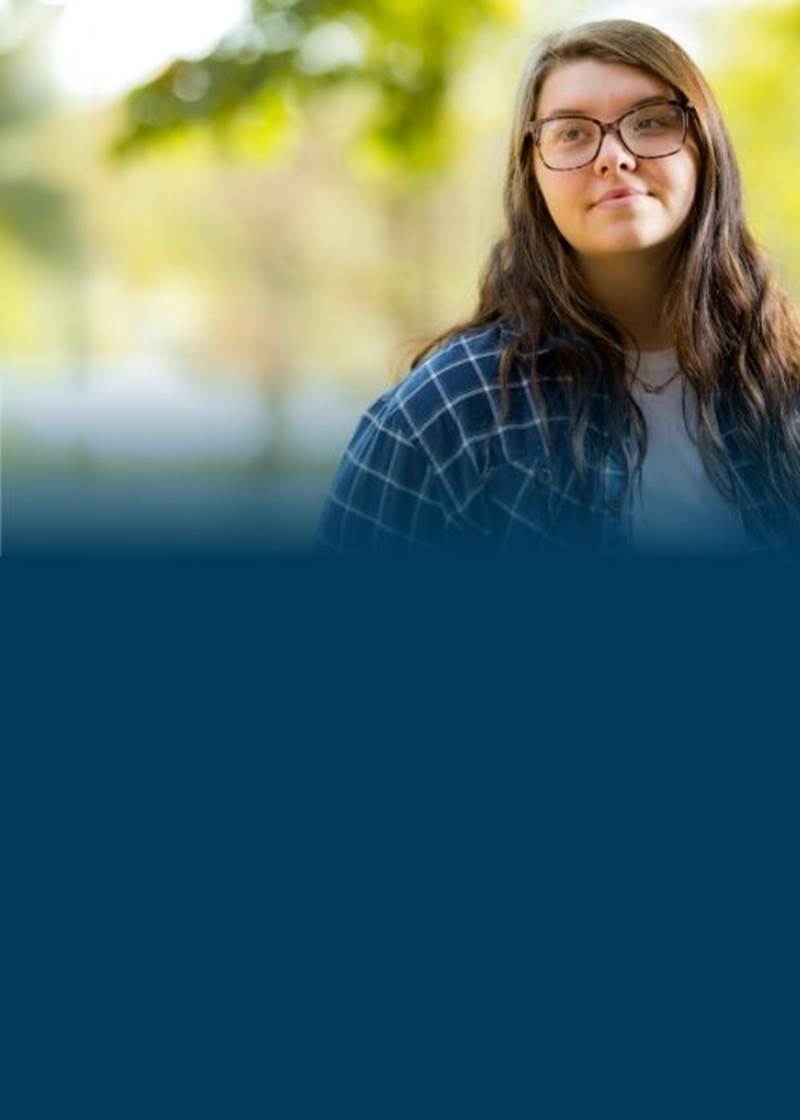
<box><xmin>535</xmin><ymin>463</ymin><xmax>553</xmax><ymax>485</ymax></box>
<box><xmin>607</xmin><ymin>498</ymin><xmax>623</xmax><ymax>515</ymax></box>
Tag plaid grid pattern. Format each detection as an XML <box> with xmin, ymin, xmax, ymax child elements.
<box><xmin>313</xmin><ymin>322</ymin><xmax>783</xmax><ymax>557</ymax></box>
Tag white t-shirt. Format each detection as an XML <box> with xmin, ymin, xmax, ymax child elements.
<box><xmin>625</xmin><ymin>347</ymin><xmax>753</xmax><ymax>555</ymax></box>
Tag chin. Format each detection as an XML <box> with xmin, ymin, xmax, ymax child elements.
<box><xmin>593</xmin><ymin>229</ymin><xmax>661</xmax><ymax>253</ymax></box>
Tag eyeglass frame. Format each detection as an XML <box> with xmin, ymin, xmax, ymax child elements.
<box><xmin>523</xmin><ymin>97</ymin><xmax>695</xmax><ymax>171</ymax></box>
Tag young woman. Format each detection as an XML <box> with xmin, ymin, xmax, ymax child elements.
<box><xmin>314</xmin><ymin>19</ymin><xmax>800</xmax><ymax>557</ymax></box>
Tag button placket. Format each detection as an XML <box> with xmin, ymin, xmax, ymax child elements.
<box><xmin>601</xmin><ymin>442</ymin><xmax>633</xmax><ymax>550</ymax></box>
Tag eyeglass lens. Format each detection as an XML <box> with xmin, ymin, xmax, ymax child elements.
<box><xmin>538</xmin><ymin>103</ymin><xmax>685</xmax><ymax>169</ymax></box>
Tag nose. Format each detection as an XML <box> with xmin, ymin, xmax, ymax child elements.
<box><xmin>593</xmin><ymin>129</ymin><xmax>636</xmax><ymax>174</ymax></box>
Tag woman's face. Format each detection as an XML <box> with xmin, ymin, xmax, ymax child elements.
<box><xmin>531</xmin><ymin>59</ymin><xmax>699</xmax><ymax>260</ymax></box>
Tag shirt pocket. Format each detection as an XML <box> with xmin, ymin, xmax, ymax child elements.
<box><xmin>484</xmin><ymin>458</ymin><xmax>590</xmax><ymax>552</ymax></box>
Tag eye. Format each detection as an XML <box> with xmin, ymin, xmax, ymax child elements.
<box><xmin>630</xmin><ymin>108</ymin><xmax>680</xmax><ymax>132</ymax></box>
<box><xmin>556</xmin><ymin>124</ymin><xmax>589</xmax><ymax>143</ymax></box>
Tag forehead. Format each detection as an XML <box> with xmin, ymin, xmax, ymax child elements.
<box><xmin>536</xmin><ymin>59</ymin><xmax>676</xmax><ymax>118</ymax></box>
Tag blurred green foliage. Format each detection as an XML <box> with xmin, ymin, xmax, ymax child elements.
<box><xmin>705</xmin><ymin>1</ymin><xmax>800</xmax><ymax>295</ymax></box>
<box><xmin>0</xmin><ymin>0</ymin><xmax>77</xmax><ymax>265</ymax></box>
<box><xmin>3</xmin><ymin>1</ymin><xmax>798</xmax><ymax>380</ymax></box>
<box><xmin>112</xmin><ymin>0</ymin><xmax>517</xmax><ymax>174</ymax></box>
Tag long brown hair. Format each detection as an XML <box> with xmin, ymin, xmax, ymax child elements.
<box><xmin>410</xmin><ymin>19</ymin><xmax>800</xmax><ymax>545</ymax></box>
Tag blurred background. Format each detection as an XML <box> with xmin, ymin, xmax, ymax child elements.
<box><xmin>1</xmin><ymin>0</ymin><xmax>798</xmax><ymax>553</ymax></box>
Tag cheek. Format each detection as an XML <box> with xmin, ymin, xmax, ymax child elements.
<box><xmin>534</xmin><ymin>171</ymin><xmax>581</xmax><ymax>233</ymax></box>
<box><xmin>660</xmin><ymin>156</ymin><xmax>698</xmax><ymax>215</ymax></box>
<box><xmin>670</xmin><ymin>168</ymin><xmax>698</xmax><ymax>226</ymax></box>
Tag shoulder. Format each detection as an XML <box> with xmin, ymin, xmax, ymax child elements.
<box><xmin>371</xmin><ymin>321</ymin><xmax>539</xmax><ymax>463</ymax></box>
<box><xmin>314</xmin><ymin>323</ymin><xmax>556</xmax><ymax>554</ymax></box>
<box><xmin>391</xmin><ymin>322</ymin><xmax>516</xmax><ymax>435</ymax></box>
<box><xmin>313</xmin><ymin>328</ymin><xmax>515</xmax><ymax>556</ymax></box>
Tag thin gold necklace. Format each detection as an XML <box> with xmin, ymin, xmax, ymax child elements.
<box><xmin>635</xmin><ymin>368</ymin><xmax>681</xmax><ymax>395</ymax></box>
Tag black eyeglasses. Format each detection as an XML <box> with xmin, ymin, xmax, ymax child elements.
<box><xmin>524</xmin><ymin>98</ymin><xmax>695</xmax><ymax>171</ymax></box>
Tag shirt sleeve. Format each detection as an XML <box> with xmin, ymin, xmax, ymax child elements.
<box><xmin>312</xmin><ymin>397</ymin><xmax>452</xmax><ymax>556</ymax></box>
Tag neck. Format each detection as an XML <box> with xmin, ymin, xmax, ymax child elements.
<box><xmin>577</xmin><ymin>244</ymin><xmax>675</xmax><ymax>351</ymax></box>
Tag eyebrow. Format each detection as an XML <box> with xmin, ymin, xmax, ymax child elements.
<box><xmin>541</xmin><ymin>95</ymin><xmax>671</xmax><ymax>118</ymax></box>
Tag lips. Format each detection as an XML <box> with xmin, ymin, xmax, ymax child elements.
<box><xmin>594</xmin><ymin>187</ymin><xmax>647</xmax><ymax>206</ymax></box>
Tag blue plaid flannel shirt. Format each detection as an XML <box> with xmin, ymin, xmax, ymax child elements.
<box><xmin>313</xmin><ymin>322</ymin><xmax>784</xmax><ymax>557</ymax></box>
